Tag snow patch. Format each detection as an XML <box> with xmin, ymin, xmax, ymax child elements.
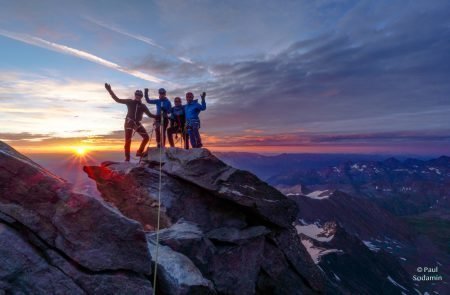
<box><xmin>363</xmin><ymin>241</ymin><xmax>380</xmax><ymax>252</ymax></box>
<box><xmin>333</xmin><ymin>273</ymin><xmax>341</xmax><ymax>282</ymax></box>
<box><xmin>240</xmin><ymin>185</ymin><xmax>256</xmax><ymax>191</ymax></box>
<box><xmin>387</xmin><ymin>276</ymin><xmax>408</xmax><ymax>291</ymax></box>
<box><xmin>295</xmin><ymin>223</ymin><xmax>334</xmax><ymax>242</ymax></box>
<box><xmin>428</xmin><ymin>167</ymin><xmax>441</xmax><ymax>175</ymax></box>
<box><xmin>305</xmin><ymin>190</ymin><xmax>332</xmax><ymax>200</ymax></box>
<box><xmin>301</xmin><ymin>239</ymin><xmax>343</xmax><ymax>264</ymax></box>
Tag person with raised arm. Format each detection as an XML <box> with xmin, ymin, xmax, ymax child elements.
<box><xmin>105</xmin><ymin>83</ymin><xmax>156</xmax><ymax>161</ymax></box>
<box><xmin>184</xmin><ymin>92</ymin><xmax>206</xmax><ymax>148</ymax></box>
<box><xmin>144</xmin><ymin>88</ymin><xmax>172</xmax><ymax>148</ymax></box>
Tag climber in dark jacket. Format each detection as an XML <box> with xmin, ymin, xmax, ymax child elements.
<box><xmin>144</xmin><ymin>88</ymin><xmax>172</xmax><ymax>148</ymax></box>
<box><xmin>184</xmin><ymin>92</ymin><xmax>206</xmax><ymax>148</ymax></box>
<box><xmin>167</xmin><ymin>96</ymin><xmax>189</xmax><ymax>149</ymax></box>
<box><xmin>105</xmin><ymin>83</ymin><xmax>156</xmax><ymax>162</ymax></box>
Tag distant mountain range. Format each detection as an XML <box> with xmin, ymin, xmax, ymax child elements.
<box><xmin>215</xmin><ymin>152</ymin><xmax>430</xmax><ymax>180</ymax></box>
<box><xmin>267</xmin><ymin>156</ymin><xmax>450</xmax><ymax>216</ymax></box>
<box><xmin>216</xmin><ymin>152</ymin><xmax>450</xmax><ymax>294</ymax></box>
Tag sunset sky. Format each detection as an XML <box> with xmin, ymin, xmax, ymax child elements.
<box><xmin>0</xmin><ymin>0</ymin><xmax>449</xmax><ymax>155</ymax></box>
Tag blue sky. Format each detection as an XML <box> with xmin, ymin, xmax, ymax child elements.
<box><xmin>0</xmin><ymin>0</ymin><xmax>449</xmax><ymax>154</ymax></box>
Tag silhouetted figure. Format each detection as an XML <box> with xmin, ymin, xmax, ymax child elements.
<box><xmin>105</xmin><ymin>83</ymin><xmax>155</xmax><ymax>161</ymax></box>
<box><xmin>167</xmin><ymin>96</ymin><xmax>189</xmax><ymax>149</ymax></box>
<box><xmin>184</xmin><ymin>92</ymin><xmax>206</xmax><ymax>148</ymax></box>
<box><xmin>144</xmin><ymin>88</ymin><xmax>172</xmax><ymax>148</ymax></box>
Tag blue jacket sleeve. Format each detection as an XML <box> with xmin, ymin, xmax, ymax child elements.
<box><xmin>144</xmin><ymin>92</ymin><xmax>158</xmax><ymax>104</ymax></box>
<box><xmin>146</xmin><ymin>98</ymin><xmax>159</xmax><ymax>104</ymax></box>
<box><xmin>199</xmin><ymin>98</ymin><xmax>206</xmax><ymax>111</ymax></box>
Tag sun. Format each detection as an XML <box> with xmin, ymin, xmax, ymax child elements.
<box><xmin>73</xmin><ymin>146</ymin><xmax>88</xmax><ymax>157</ymax></box>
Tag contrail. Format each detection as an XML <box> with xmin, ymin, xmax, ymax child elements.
<box><xmin>84</xmin><ymin>16</ymin><xmax>195</xmax><ymax>64</ymax></box>
<box><xmin>0</xmin><ymin>29</ymin><xmax>164</xmax><ymax>84</ymax></box>
<box><xmin>84</xmin><ymin>16</ymin><xmax>165</xmax><ymax>50</ymax></box>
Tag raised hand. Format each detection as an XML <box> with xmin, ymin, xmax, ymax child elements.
<box><xmin>144</xmin><ymin>88</ymin><xmax>149</xmax><ymax>94</ymax></box>
<box><xmin>105</xmin><ymin>83</ymin><xmax>112</xmax><ymax>91</ymax></box>
<box><xmin>201</xmin><ymin>92</ymin><xmax>206</xmax><ymax>99</ymax></box>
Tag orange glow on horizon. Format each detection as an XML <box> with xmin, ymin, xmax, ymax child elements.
<box><xmin>12</xmin><ymin>143</ymin><xmax>410</xmax><ymax>155</ymax></box>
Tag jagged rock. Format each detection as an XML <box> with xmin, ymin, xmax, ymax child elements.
<box><xmin>148</xmin><ymin>220</ymin><xmax>216</xmax><ymax>271</ymax></box>
<box><xmin>145</xmin><ymin>147</ymin><xmax>298</xmax><ymax>228</ymax></box>
<box><xmin>147</xmin><ymin>238</ymin><xmax>216</xmax><ymax>295</ymax></box>
<box><xmin>312</xmin><ymin>225</ymin><xmax>416</xmax><ymax>294</ymax></box>
<box><xmin>0</xmin><ymin>222</ymin><xmax>84</xmax><ymax>294</ymax></box>
<box><xmin>85</xmin><ymin>147</ymin><xmax>336</xmax><ymax>294</ymax></box>
<box><xmin>0</xmin><ymin>141</ymin><xmax>153</xmax><ymax>294</ymax></box>
<box><xmin>206</xmin><ymin>225</ymin><xmax>270</xmax><ymax>244</ymax></box>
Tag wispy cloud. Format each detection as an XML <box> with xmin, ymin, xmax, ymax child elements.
<box><xmin>84</xmin><ymin>16</ymin><xmax>164</xmax><ymax>49</ymax></box>
<box><xmin>84</xmin><ymin>16</ymin><xmax>195</xmax><ymax>65</ymax></box>
<box><xmin>0</xmin><ymin>29</ymin><xmax>164</xmax><ymax>84</ymax></box>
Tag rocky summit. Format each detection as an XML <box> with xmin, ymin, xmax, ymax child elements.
<box><xmin>84</xmin><ymin>147</ymin><xmax>336</xmax><ymax>294</ymax></box>
<box><xmin>0</xmin><ymin>142</ymin><xmax>419</xmax><ymax>294</ymax></box>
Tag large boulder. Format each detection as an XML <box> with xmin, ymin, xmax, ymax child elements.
<box><xmin>147</xmin><ymin>237</ymin><xmax>216</xmax><ymax>295</ymax></box>
<box><xmin>0</xmin><ymin>141</ymin><xmax>153</xmax><ymax>294</ymax></box>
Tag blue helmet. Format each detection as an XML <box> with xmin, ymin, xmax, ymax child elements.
<box><xmin>158</xmin><ymin>88</ymin><xmax>166</xmax><ymax>94</ymax></box>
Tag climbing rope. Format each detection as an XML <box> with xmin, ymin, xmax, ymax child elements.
<box><xmin>152</xmin><ymin>111</ymin><xmax>164</xmax><ymax>295</ymax></box>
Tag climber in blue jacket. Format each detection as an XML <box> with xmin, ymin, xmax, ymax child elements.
<box><xmin>184</xmin><ymin>92</ymin><xmax>206</xmax><ymax>148</ymax></box>
<box><xmin>144</xmin><ymin>88</ymin><xmax>172</xmax><ymax>147</ymax></box>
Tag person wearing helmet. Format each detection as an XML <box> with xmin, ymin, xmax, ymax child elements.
<box><xmin>184</xmin><ymin>91</ymin><xmax>206</xmax><ymax>148</ymax></box>
<box><xmin>105</xmin><ymin>83</ymin><xmax>156</xmax><ymax>161</ymax></box>
<box><xmin>144</xmin><ymin>88</ymin><xmax>172</xmax><ymax>148</ymax></box>
<box><xmin>167</xmin><ymin>96</ymin><xmax>189</xmax><ymax>149</ymax></box>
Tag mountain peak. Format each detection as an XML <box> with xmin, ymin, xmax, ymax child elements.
<box><xmin>83</xmin><ymin>147</ymin><xmax>335</xmax><ymax>294</ymax></box>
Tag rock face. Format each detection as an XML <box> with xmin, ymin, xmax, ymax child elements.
<box><xmin>85</xmin><ymin>147</ymin><xmax>338</xmax><ymax>294</ymax></box>
<box><xmin>290</xmin><ymin>190</ymin><xmax>450</xmax><ymax>294</ymax></box>
<box><xmin>0</xmin><ymin>141</ymin><xmax>153</xmax><ymax>294</ymax></box>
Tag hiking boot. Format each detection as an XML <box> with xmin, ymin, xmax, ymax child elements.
<box><xmin>136</xmin><ymin>150</ymin><xmax>148</xmax><ymax>157</ymax></box>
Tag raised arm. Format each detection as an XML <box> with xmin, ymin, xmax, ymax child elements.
<box><xmin>144</xmin><ymin>88</ymin><xmax>158</xmax><ymax>104</ymax></box>
<box><xmin>105</xmin><ymin>83</ymin><xmax>127</xmax><ymax>104</ymax></box>
<box><xmin>199</xmin><ymin>92</ymin><xmax>207</xmax><ymax>111</ymax></box>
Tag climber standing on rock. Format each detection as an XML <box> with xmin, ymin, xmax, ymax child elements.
<box><xmin>144</xmin><ymin>88</ymin><xmax>172</xmax><ymax>148</ymax></box>
<box><xmin>185</xmin><ymin>92</ymin><xmax>206</xmax><ymax>148</ymax></box>
<box><xmin>167</xmin><ymin>96</ymin><xmax>189</xmax><ymax>149</ymax></box>
<box><xmin>105</xmin><ymin>83</ymin><xmax>156</xmax><ymax>162</ymax></box>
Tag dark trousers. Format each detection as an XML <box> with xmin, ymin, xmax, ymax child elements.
<box><xmin>187</xmin><ymin>120</ymin><xmax>203</xmax><ymax>148</ymax></box>
<box><xmin>167</xmin><ymin>126</ymin><xmax>189</xmax><ymax>149</ymax></box>
<box><xmin>154</xmin><ymin>119</ymin><xmax>169</xmax><ymax>148</ymax></box>
<box><xmin>124</xmin><ymin>119</ymin><xmax>149</xmax><ymax>161</ymax></box>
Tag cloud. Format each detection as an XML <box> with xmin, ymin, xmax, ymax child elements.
<box><xmin>0</xmin><ymin>132</ymin><xmax>52</xmax><ymax>141</ymax></box>
<box><xmin>175</xmin><ymin>0</ymin><xmax>450</xmax><ymax>136</ymax></box>
<box><xmin>0</xmin><ymin>28</ymin><xmax>164</xmax><ymax>84</ymax></box>
<box><xmin>84</xmin><ymin>16</ymin><xmax>196</xmax><ymax>65</ymax></box>
<box><xmin>0</xmin><ymin>72</ymin><xmax>146</xmax><ymax>137</ymax></box>
<box><xmin>83</xmin><ymin>16</ymin><xmax>164</xmax><ymax>49</ymax></box>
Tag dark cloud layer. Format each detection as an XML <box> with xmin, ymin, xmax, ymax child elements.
<box><xmin>148</xmin><ymin>0</ymin><xmax>450</xmax><ymax>138</ymax></box>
